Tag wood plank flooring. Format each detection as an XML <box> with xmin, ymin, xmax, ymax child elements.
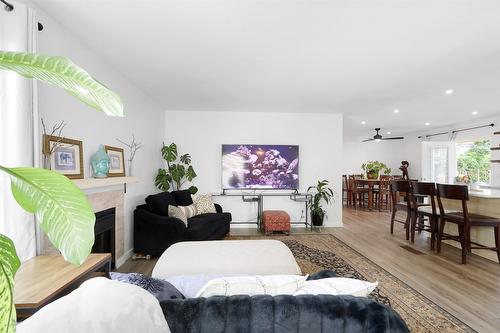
<box><xmin>119</xmin><ymin>207</ymin><xmax>500</xmax><ymax>332</ymax></box>
<box><xmin>333</xmin><ymin>208</ymin><xmax>500</xmax><ymax>333</ymax></box>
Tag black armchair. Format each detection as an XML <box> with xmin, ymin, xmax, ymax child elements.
<box><xmin>134</xmin><ymin>191</ymin><xmax>231</xmax><ymax>256</ymax></box>
<box><xmin>134</xmin><ymin>205</ymin><xmax>187</xmax><ymax>256</ymax></box>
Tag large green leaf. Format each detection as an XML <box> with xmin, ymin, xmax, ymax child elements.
<box><xmin>0</xmin><ymin>234</ymin><xmax>20</xmax><ymax>333</ymax></box>
<box><xmin>161</xmin><ymin>143</ymin><xmax>178</xmax><ymax>163</ymax></box>
<box><xmin>0</xmin><ymin>166</ymin><xmax>95</xmax><ymax>266</ymax></box>
<box><xmin>0</xmin><ymin>51</ymin><xmax>123</xmax><ymax>117</ymax></box>
<box><xmin>155</xmin><ymin>168</ymin><xmax>172</xmax><ymax>192</ymax></box>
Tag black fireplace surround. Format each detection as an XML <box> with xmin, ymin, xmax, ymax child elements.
<box><xmin>92</xmin><ymin>208</ymin><xmax>116</xmax><ymax>268</ymax></box>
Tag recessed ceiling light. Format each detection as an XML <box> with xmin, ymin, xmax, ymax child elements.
<box><xmin>445</xmin><ymin>89</ymin><xmax>454</xmax><ymax>95</ymax></box>
<box><xmin>386</xmin><ymin>131</ymin><xmax>392</xmax><ymax>134</ymax></box>
<box><xmin>361</xmin><ymin>121</ymin><xmax>366</xmax><ymax>125</ymax></box>
<box><xmin>425</xmin><ymin>122</ymin><xmax>430</xmax><ymax>126</ymax></box>
<box><xmin>472</xmin><ymin>110</ymin><xmax>479</xmax><ymax>115</ymax></box>
<box><xmin>393</xmin><ymin>109</ymin><xmax>400</xmax><ymax>114</ymax></box>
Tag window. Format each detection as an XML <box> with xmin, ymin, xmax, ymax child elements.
<box><xmin>456</xmin><ymin>140</ymin><xmax>491</xmax><ymax>184</ymax></box>
<box><xmin>431</xmin><ymin>146</ymin><xmax>449</xmax><ymax>183</ymax></box>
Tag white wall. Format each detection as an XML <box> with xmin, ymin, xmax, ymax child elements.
<box><xmin>164</xmin><ymin>111</ymin><xmax>343</xmax><ymax>227</ymax></box>
<box><xmin>344</xmin><ymin>115</ymin><xmax>500</xmax><ymax>185</ymax></box>
<box><xmin>31</xmin><ymin>6</ymin><xmax>165</xmax><ymax>262</ymax></box>
<box><xmin>343</xmin><ymin>136</ymin><xmax>418</xmax><ymax>178</ymax></box>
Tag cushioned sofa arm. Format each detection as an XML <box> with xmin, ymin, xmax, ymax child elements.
<box><xmin>133</xmin><ymin>207</ymin><xmax>187</xmax><ymax>256</ymax></box>
<box><xmin>161</xmin><ymin>294</ymin><xmax>409</xmax><ymax>333</ymax></box>
<box><xmin>214</xmin><ymin>203</ymin><xmax>223</xmax><ymax>213</ymax></box>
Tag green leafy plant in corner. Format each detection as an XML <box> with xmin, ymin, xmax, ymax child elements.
<box><xmin>0</xmin><ymin>50</ymin><xmax>123</xmax><ymax>332</ymax></box>
<box><xmin>361</xmin><ymin>161</ymin><xmax>391</xmax><ymax>179</ymax></box>
<box><xmin>155</xmin><ymin>143</ymin><xmax>198</xmax><ymax>194</ymax></box>
<box><xmin>307</xmin><ymin>180</ymin><xmax>335</xmax><ymax>226</ymax></box>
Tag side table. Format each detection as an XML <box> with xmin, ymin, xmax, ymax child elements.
<box><xmin>14</xmin><ymin>253</ymin><xmax>111</xmax><ymax>320</ymax></box>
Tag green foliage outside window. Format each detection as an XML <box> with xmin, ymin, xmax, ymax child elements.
<box><xmin>457</xmin><ymin>140</ymin><xmax>491</xmax><ymax>183</ymax></box>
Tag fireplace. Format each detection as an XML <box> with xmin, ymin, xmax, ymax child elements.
<box><xmin>92</xmin><ymin>208</ymin><xmax>116</xmax><ymax>268</ymax></box>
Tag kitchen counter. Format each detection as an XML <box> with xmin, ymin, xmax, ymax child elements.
<box><xmin>468</xmin><ymin>188</ymin><xmax>500</xmax><ymax>199</ymax></box>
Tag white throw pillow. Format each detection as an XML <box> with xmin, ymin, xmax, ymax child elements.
<box><xmin>17</xmin><ymin>277</ymin><xmax>170</xmax><ymax>333</ymax></box>
<box><xmin>196</xmin><ymin>275</ymin><xmax>307</xmax><ymax>298</ymax></box>
<box><xmin>168</xmin><ymin>205</ymin><xmax>188</xmax><ymax>226</ymax></box>
<box><xmin>191</xmin><ymin>194</ymin><xmax>217</xmax><ymax>214</ymax></box>
<box><xmin>165</xmin><ymin>274</ymin><xmax>240</xmax><ymax>298</ymax></box>
<box><xmin>293</xmin><ymin>277</ymin><xmax>378</xmax><ymax>297</ymax></box>
<box><xmin>178</xmin><ymin>204</ymin><xmax>198</xmax><ymax>218</ymax></box>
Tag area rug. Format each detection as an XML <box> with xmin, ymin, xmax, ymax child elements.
<box><xmin>228</xmin><ymin>234</ymin><xmax>475</xmax><ymax>333</ymax></box>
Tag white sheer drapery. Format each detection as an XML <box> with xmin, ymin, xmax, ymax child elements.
<box><xmin>0</xmin><ymin>1</ymin><xmax>37</xmax><ymax>261</ymax></box>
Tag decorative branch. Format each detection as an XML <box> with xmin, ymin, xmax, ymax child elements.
<box><xmin>117</xmin><ymin>135</ymin><xmax>143</xmax><ymax>164</ymax></box>
<box><xmin>41</xmin><ymin>118</ymin><xmax>69</xmax><ymax>154</ymax></box>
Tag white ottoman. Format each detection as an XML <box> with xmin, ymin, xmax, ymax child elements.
<box><xmin>152</xmin><ymin>240</ymin><xmax>302</xmax><ymax>279</ymax></box>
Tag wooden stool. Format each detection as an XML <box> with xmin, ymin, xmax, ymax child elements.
<box><xmin>263</xmin><ymin>210</ymin><xmax>291</xmax><ymax>235</ymax></box>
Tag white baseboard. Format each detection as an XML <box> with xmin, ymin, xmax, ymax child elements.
<box><xmin>115</xmin><ymin>248</ymin><xmax>134</xmax><ymax>268</ymax></box>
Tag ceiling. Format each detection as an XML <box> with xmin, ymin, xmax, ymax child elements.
<box><xmin>30</xmin><ymin>0</ymin><xmax>500</xmax><ymax>136</ymax></box>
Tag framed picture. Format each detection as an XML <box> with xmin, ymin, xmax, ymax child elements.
<box><xmin>43</xmin><ymin>135</ymin><xmax>84</xmax><ymax>179</ymax></box>
<box><xmin>104</xmin><ymin>145</ymin><xmax>125</xmax><ymax>177</ymax></box>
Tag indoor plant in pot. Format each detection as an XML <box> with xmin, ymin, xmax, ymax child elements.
<box><xmin>307</xmin><ymin>180</ymin><xmax>335</xmax><ymax>226</ymax></box>
<box><xmin>361</xmin><ymin>161</ymin><xmax>391</xmax><ymax>179</ymax></box>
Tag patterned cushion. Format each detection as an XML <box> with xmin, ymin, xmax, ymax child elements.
<box><xmin>110</xmin><ymin>272</ymin><xmax>185</xmax><ymax>302</ymax></box>
<box><xmin>192</xmin><ymin>194</ymin><xmax>217</xmax><ymax>214</ymax></box>
<box><xmin>178</xmin><ymin>204</ymin><xmax>198</xmax><ymax>218</ymax></box>
<box><xmin>168</xmin><ymin>205</ymin><xmax>188</xmax><ymax>226</ymax></box>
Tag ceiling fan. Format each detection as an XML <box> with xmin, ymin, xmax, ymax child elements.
<box><xmin>362</xmin><ymin>128</ymin><xmax>404</xmax><ymax>142</ymax></box>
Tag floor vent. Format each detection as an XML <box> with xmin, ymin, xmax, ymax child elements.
<box><xmin>400</xmin><ymin>245</ymin><xmax>426</xmax><ymax>255</ymax></box>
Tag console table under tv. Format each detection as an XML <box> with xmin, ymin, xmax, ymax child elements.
<box><xmin>213</xmin><ymin>190</ymin><xmax>313</xmax><ymax>231</ymax></box>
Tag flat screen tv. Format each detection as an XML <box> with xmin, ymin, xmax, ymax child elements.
<box><xmin>222</xmin><ymin>144</ymin><xmax>299</xmax><ymax>190</ymax></box>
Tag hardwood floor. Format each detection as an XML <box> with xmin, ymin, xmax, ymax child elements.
<box><xmin>333</xmin><ymin>208</ymin><xmax>500</xmax><ymax>333</ymax></box>
<box><xmin>119</xmin><ymin>207</ymin><xmax>500</xmax><ymax>332</ymax></box>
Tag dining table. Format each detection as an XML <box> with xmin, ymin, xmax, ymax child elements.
<box><xmin>356</xmin><ymin>179</ymin><xmax>381</xmax><ymax>211</ymax></box>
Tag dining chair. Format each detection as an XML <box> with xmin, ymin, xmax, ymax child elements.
<box><xmin>436</xmin><ymin>183</ymin><xmax>500</xmax><ymax>264</ymax></box>
<box><xmin>377</xmin><ymin>176</ymin><xmax>391</xmax><ymax>211</ymax></box>
<box><xmin>342</xmin><ymin>175</ymin><xmax>351</xmax><ymax>207</ymax></box>
<box><xmin>409</xmin><ymin>182</ymin><xmax>438</xmax><ymax>249</ymax></box>
<box><xmin>389</xmin><ymin>180</ymin><xmax>412</xmax><ymax>240</ymax></box>
<box><xmin>348</xmin><ymin>178</ymin><xmax>369</xmax><ymax>208</ymax></box>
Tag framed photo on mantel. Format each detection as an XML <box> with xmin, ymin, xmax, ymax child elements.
<box><xmin>104</xmin><ymin>145</ymin><xmax>125</xmax><ymax>177</ymax></box>
<box><xmin>43</xmin><ymin>135</ymin><xmax>84</xmax><ymax>179</ymax></box>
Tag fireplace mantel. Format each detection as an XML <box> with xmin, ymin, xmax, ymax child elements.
<box><xmin>40</xmin><ymin>177</ymin><xmax>137</xmax><ymax>268</ymax></box>
<box><xmin>72</xmin><ymin>176</ymin><xmax>138</xmax><ymax>190</ymax></box>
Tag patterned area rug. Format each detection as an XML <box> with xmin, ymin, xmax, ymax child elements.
<box><xmin>228</xmin><ymin>234</ymin><xmax>475</xmax><ymax>333</ymax></box>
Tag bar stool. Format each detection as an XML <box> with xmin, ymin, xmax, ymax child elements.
<box><xmin>436</xmin><ymin>183</ymin><xmax>500</xmax><ymax>264</ymax></box>
<box><xmin>409</xmin><ymin>182</ymin><xmax>439</xmax><ymax>249</ymax></box>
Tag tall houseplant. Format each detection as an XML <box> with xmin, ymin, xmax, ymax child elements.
<box><xmin>361</xmin><ymin>161</ymin><xmax>391</xmax><ymax>179</ymax></box>
<box><xmin>0</xmin><ymin>51</ymin><xmax>123</xmax><ymax>332</ymax></box>
<box><xmin>307</xmin><ymin>180</ymin><xmax>335</xmax><ymax>226</ymax></box>
<box><xmin>155</xmin><ymin>142</ymin><xmax>198</xmax><ymax>194</ymax></box>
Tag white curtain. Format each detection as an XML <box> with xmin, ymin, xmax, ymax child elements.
<box><xmin>0</xmin><ymin>1</ymin><xmax>37</xmax><ymax>261</ymax></box>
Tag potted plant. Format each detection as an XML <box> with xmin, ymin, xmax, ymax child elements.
<box><xmin>307</xmin><ymin>180</ymin><xmax>335</xmax><ymax>226</ymax></box>
<box><xmin>361</xmin><ymin>161</ymin><xmax>391</xmax><ymax>179</ymax></box>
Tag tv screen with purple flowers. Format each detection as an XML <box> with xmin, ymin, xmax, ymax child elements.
<box><xmin>221</xmin><ymin>144</ymin><xmax>299</xmax><ymax>189</ymax></box>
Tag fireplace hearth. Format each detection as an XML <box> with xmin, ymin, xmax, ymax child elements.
<box><xmin>92</xmin><ymin>208</ymin><xmax>116</xmax><ymax>268</ymax></box>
